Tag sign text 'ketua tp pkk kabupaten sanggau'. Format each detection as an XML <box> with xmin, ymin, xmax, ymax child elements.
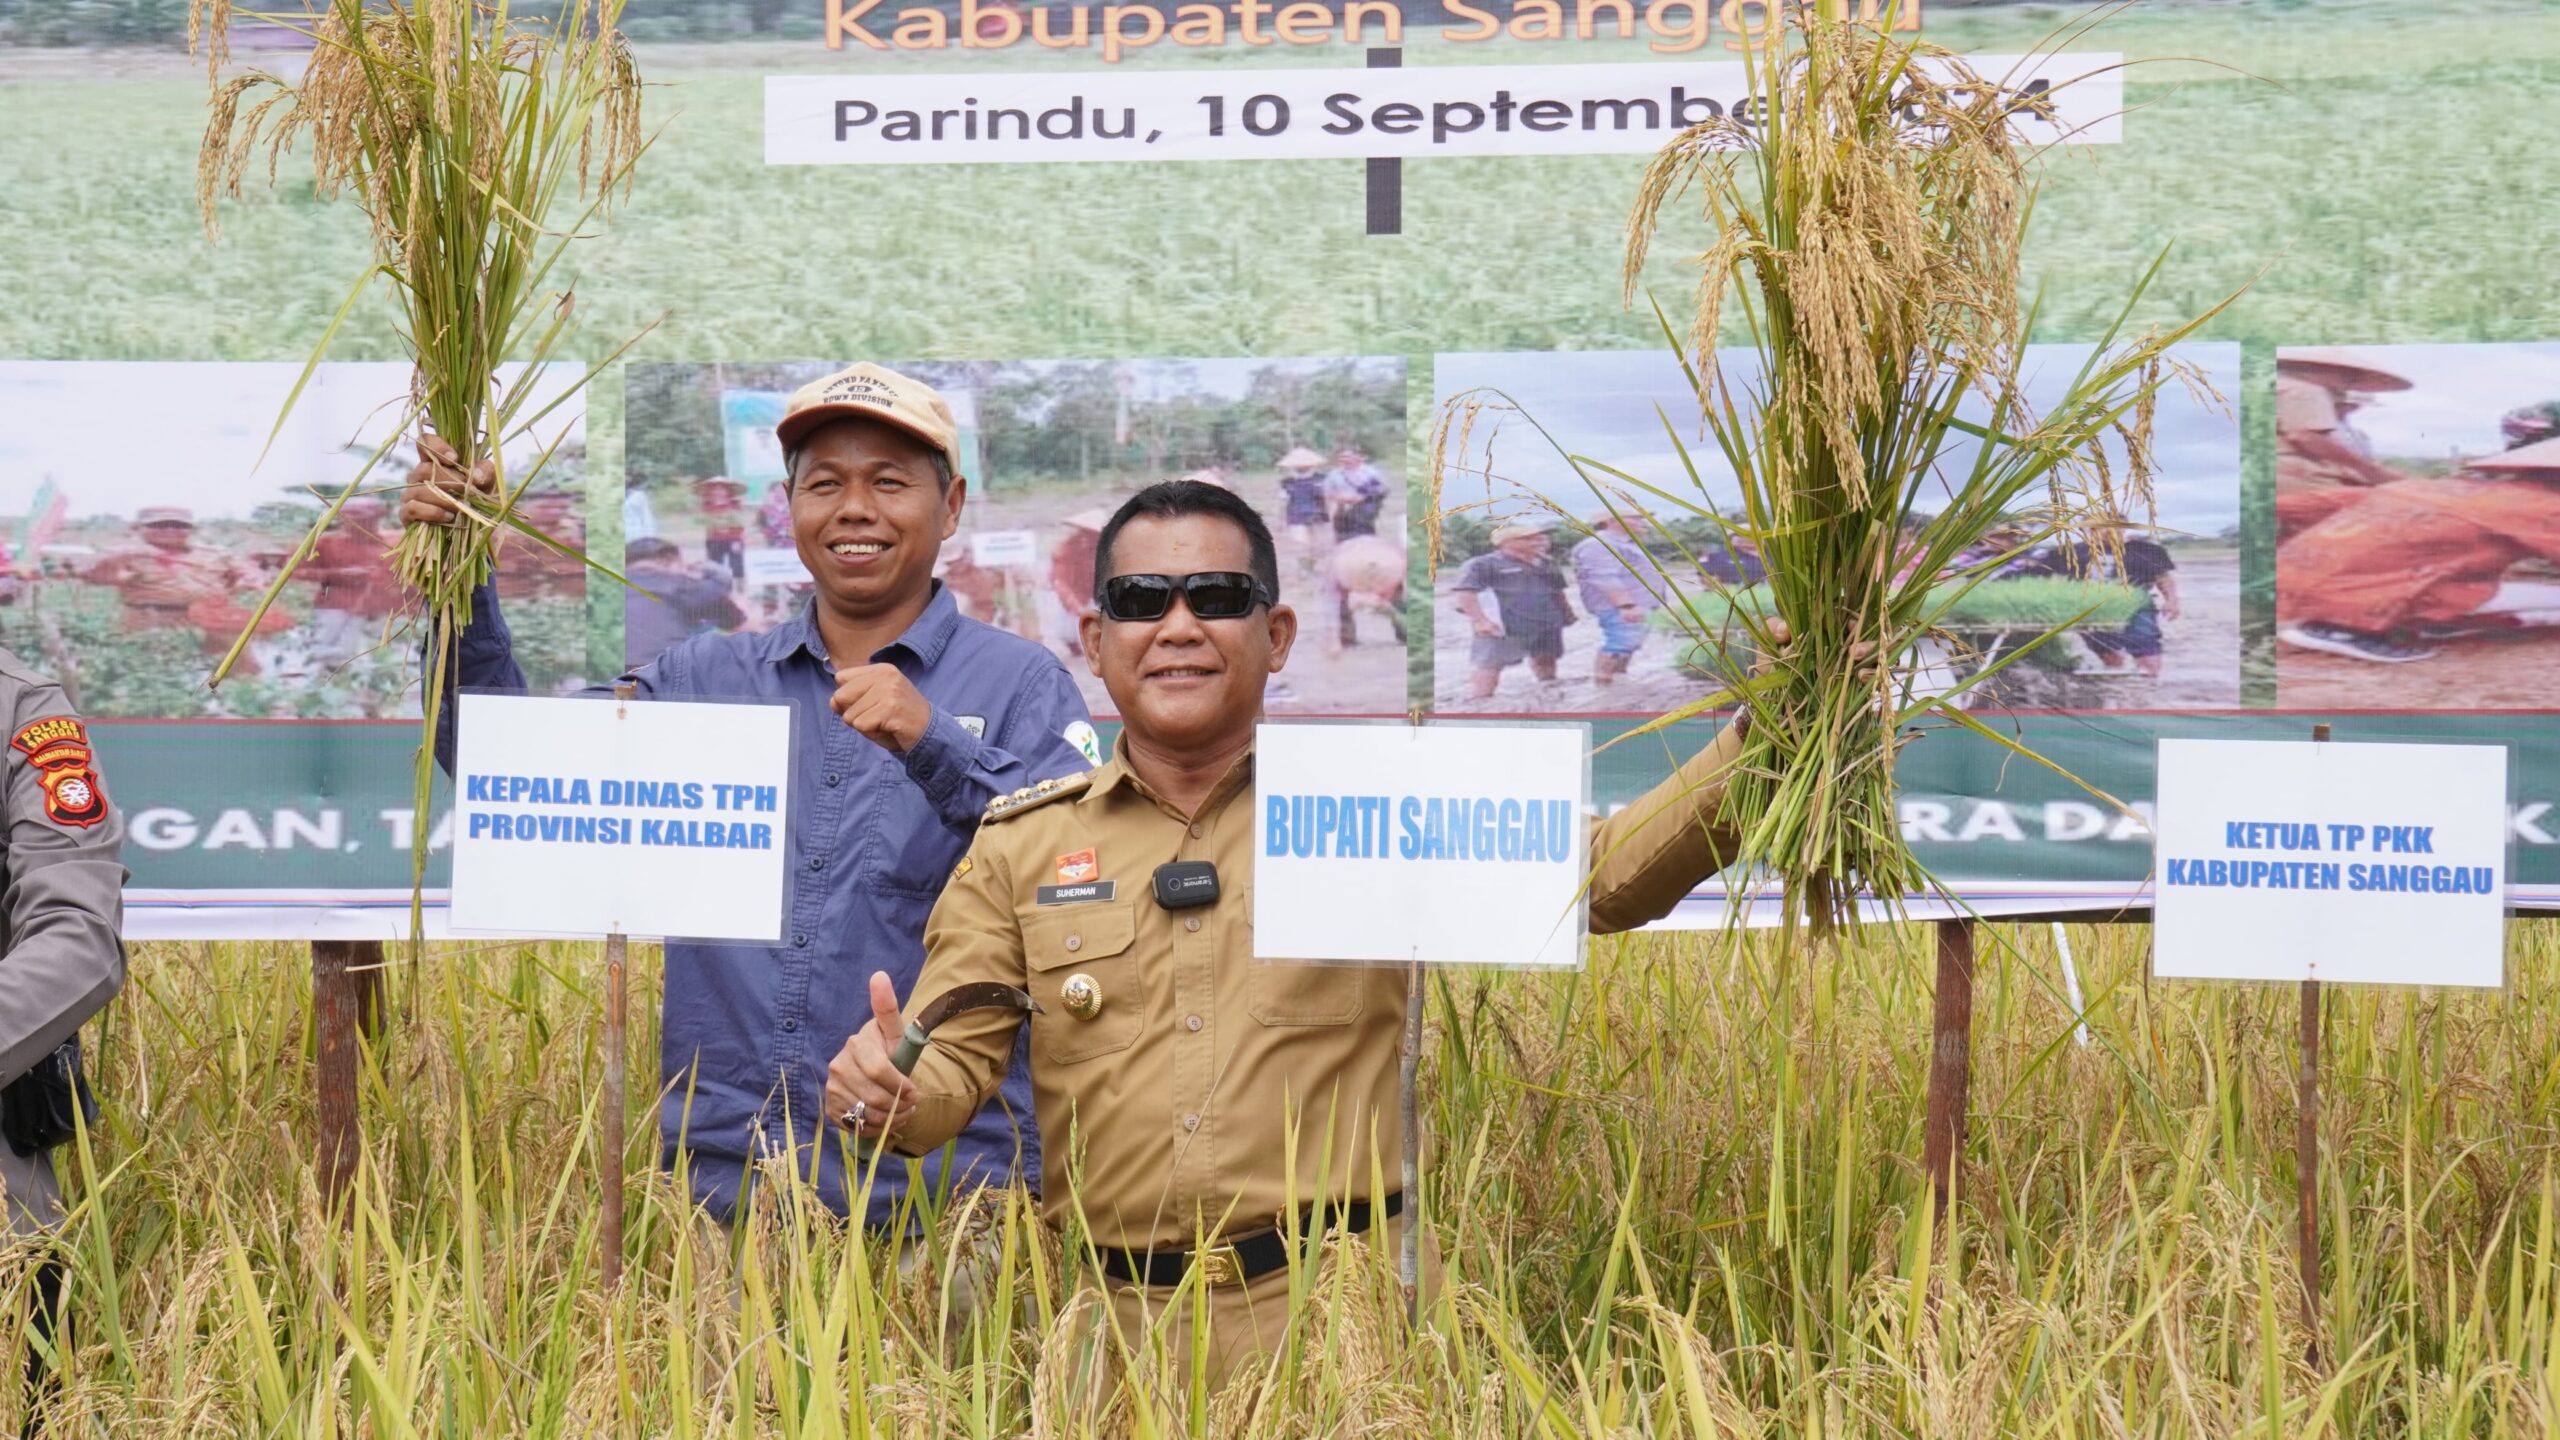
<box><xmin>448</xmin><ymin>693</ymin><xmax>795</xmax><ymax>942</ymax></box>
<box><xmin>2152</xmin><ymin>738</ymin><xmax>2509</xmax><ymax>988</ymax></box>
<box><xmin>1252</xmin><ymin>722</ymin><xmax>1589</xmax><ymax>968</ymax></box>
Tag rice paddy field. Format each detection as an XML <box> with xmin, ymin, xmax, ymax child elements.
<box><xmin>3</xmin><ymin>922</ymin><xmax>2558</xmax><ymax>1435</ymax></box>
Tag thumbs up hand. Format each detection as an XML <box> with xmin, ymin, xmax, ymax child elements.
<box><xmin>825</xmin><ymin>971</ymin><xmax>922</xmax><ymax>1138</ymax></box>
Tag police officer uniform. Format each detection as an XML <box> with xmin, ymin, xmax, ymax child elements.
<box><xmin>0</xmin><ymin>649</ymin><xmax>126</xmax><ymax>1233</ymax></box>
<box><xmin>883</xmin><ymin>722</ymin><xmax>1748</xmax><ymax>1382</ymax></box>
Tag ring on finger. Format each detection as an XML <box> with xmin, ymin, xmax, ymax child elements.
<box><xmin>842</xmin><ymin>1099</ymin><xmax>867</xmax><ymax>1130</ymax></box>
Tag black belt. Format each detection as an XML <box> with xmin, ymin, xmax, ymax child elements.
<box><xmin>1099</xmin><ymin>1192</ymin><xmax>1405</xmax><ymax>1290</ymax></box>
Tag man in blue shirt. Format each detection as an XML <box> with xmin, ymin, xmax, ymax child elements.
<box><xmin>408</xmin><ymin>362</ymin><xmax>1098</xmax><ymax>1224</ymax></box>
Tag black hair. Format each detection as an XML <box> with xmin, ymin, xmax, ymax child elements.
<box><xmin>626</xmin><ymin>536</ymin><xmax>680</xmax><ymax>562</ymax></box>
<box><xmin>1093</xmin><ymin>480</ymin><xmax>1282</xmax><ymax>604</ymax></box>
<box><xmin>781</xmin><ymin>418</ymin><xmax>955</xmax><ymax>492</ymax></box>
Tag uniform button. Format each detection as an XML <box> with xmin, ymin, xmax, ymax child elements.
<box><xmin>1184</xmin><ymin>917</ymin><xmax>1201</xmax><ymax>933</ymax></box>
<box><xmin>781</xmin><ymin>1018</ymin><xmax>798</xmax><ymax>1033</ymax></box>
<box><xmin>1184</xmin><ymin>1013</ymin><xmax>1203</xmax><ymax>1032</ymax></box>
<box><xmin>808</xmin><ymin>856</ymin><xmax>825</xmax><ymax>871</ymax></box>
<box><xmin>1182</xmin><ymin>1113</ymin><xmax>1199</xmax><ymax>1132</ymax></box>
<box><xmin>825</xmin><ymin>772</ymin><xmax>841</xmax><ymax>786</ymax></box>
<box><xmin>1065</xmin><ymin>934</ymin><xmax>1082</xmax><ymax>952</ymax></box>
<box><xmin>1189</xmin><ymin>824</ymin><xmax>1206</xmax><ymax>839</ymax></box>
<box><xmin>793</xmin><ymin>934</ymin><xmax>809</xmax><ymax>948</ymax></box>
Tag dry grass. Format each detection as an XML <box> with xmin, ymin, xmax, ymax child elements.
<box><xmin>6</xmin><ymin>922</ymin><xmax>2560</xmax><ymax>1434</ymax></box>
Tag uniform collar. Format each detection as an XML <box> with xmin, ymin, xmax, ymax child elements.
<box><xmin>762</xmin><ymin>582</ymin><xmax>960</xmax><ymax>671</ymax></box>
<box><xmin>1085</xmin><ymin>732</ymin><xmax>1256</xmax><ymax>817</ymax></box>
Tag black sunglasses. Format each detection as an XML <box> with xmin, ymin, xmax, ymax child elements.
<box><xmin>1097</xmin><ymin>571</ymin><xmax>1274</xmax><ymax>622</ymax></box>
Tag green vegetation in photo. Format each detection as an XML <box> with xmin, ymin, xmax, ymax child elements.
<box><xmin>1654</xmin><ymin>577</ymin><xmax>2148</xmax><ymax>637</ymax></box>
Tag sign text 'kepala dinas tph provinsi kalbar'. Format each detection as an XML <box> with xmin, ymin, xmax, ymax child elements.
<box><xmin>449</xmin><ymin>693</ymin><xmax>794</xmax><ymax>941</ymax></box>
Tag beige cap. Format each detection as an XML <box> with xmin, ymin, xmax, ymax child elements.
<box><xmin>1490</xmin><ymin>522</ymin><xmax>1548</xmax><ymax>543</ymax></box>
<box><xmin>2465</xmin><ymin>436</ymin><xmax>2560</xmax><ymax>474</ymax></box>
<box><xmin>2277</xmin><ymin>348</ymin><xmax>2412</xmax><ymax>393</ymax></box>
<box><xmin>776</xmin><ymin>363</ymin><xmax>960</xmax><ymax>467</ymax></box>
<box><xmin>1278</xmin><ymin>446</ymin><xmax>1326</xmax><ymax>469</ymax></box>
<box><xmin>135</xmin><ymin>506</ymin><xmax>196</xmax><ymax>528</ymax></box>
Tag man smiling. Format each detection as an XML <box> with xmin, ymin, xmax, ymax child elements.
<box><xmin>414</xmin><ymin>363</ymin><xmax>1097</xmax><ymax>1224</ymax></box>
<box><xmin>826</xmin><ymin>479</ymin><xmax>1756</xmax><ymax>1382</ymax></box>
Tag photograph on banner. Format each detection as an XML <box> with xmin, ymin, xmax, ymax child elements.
<box><xmin>2274</xmin><ymin>342</ymin><xmax>2560</xmax><ymax>709</ymax></box>
<box><xmin>1431</xmin><ymin>342</ymin><xmax>2242</xmax><ymax>714</ymax></box>
<box><xmin>624</xmin><ymin>356</ymin><xmax>1410</xmax><ymax>715</ymax></box>
<box><xmin>0</xmin><ymin>361</ymin><xmax>590</xmax><ymax>719</ymax></box>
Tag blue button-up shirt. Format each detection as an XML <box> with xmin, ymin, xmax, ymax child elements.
<box><xmin>436</xmin><ymin>580</ymin><xmax>1094</xmax><ymax>1224</ymax></box>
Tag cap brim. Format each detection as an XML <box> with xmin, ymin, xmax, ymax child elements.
<box><xmin>2278</xmin><ymin>359</ymin><xmax>2414</xmax><ymax>393</ymax></box>
<box><xmin>774</xmin><ymin>403</ymin><xmax>953</xmax><ymax>466</ymax></box>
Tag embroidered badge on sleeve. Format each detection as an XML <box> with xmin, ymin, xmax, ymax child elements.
<box><xmin>11</xmin><ymin>716</ymin><xmax>110</xmax><ymax>828</ymax></box>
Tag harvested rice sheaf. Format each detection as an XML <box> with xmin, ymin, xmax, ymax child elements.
<box><xmin>193</xmin><ymin>0</ymin><xmax>649</xmax><ymax>930</ymax></box>
<box><xmin>1438</xmin><ymin>10</ymin><xmax>2236</xmax><ymax>933</ymax></box>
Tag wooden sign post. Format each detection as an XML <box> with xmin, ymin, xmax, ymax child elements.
<box><xmin>2154</xmin><ymin>727</ymin><xmax>2509</xmax><ymax>1369</ymax></box>
<box><xmin>602</xmin><ymin>926</ymin><xmax>628</xmax><ymax>1290</ymax></box>
<box><xmin>2299</xmin><ymin>722</ymin><xmax>2328</xmax><ymax>1363</ymax></box>
<box><xmin>446</xmin><ymin>687</ymin><xmax>797</xmax><ymax>1300</ymax></box>
<box><xmin>1922</xmin><ymin>918</ymin><xmax>1975</xmax><ymax>1221</ymax></box>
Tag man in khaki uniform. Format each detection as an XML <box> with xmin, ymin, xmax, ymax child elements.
<box><xmin>827</xmin><ymin>479</ymin><xmax>1748</xmax><ymax>1384</ymax></box>
<box><xmin>0</xmin><ymin>648</ymin><xmax>127</xmax><ymax>1389</ymax></box>
<box><xmin>2275</xmin><ymin>349</ymin><xmax>2413</xmax><ymax>540</ymax></box>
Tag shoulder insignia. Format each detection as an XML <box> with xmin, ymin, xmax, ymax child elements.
<box><xmin>11</xmin><ymin>716</ymin><xmax>109</xmax><ymax>828</ymax></box>
<box><xmin>984</xmin><ymin>771</ymin><xmax>1093</xmax><ymax>823</ymax></box>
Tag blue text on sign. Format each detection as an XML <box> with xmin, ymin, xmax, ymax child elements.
<box><xmin>1263</xmin><ymin>794</ymin><xmax>1575</xmax><ymax>863</ymax></box>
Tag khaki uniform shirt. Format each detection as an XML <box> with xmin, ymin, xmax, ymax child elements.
<box><xmin>891</xmin><ymin>724</ymin><xmax>1745</xmax><ymax>1251</ymax></box>
<box><xmin>0</xmin><ymin>649</ymin><xmax>128</xmax><ymax>1232</ymax></box>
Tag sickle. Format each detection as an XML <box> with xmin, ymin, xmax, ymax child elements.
<box><xmin>887</xmin><ymin>982</ymin><xmax>1045</xmax><ymax>1075</ymax></box>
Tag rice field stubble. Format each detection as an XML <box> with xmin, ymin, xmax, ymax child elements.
<box><xmin>5</xmin><ymin>919</ymin><xmax>2560</xmax><ymax>1434</ymax></box>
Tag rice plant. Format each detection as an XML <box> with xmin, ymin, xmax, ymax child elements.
<box><xmin>189</xmin><ymin>0</ymin><xmax>651</xmax><ymax>930</ymax></box>
<box><xmin>1435</xmin><ymin>7</ymin><xmax>2236</xmax><ymax>934</ymax></box>
<box><xmin>18</xmin><ymin>922</ymin><xmax>2560</xmax><ymax>1435</ymax></box>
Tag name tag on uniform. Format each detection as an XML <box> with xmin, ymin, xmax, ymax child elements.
<box><xmin>1036</xmin><ymin>881</ymin><xmax>1117</xmax><ymax>906</ymax></box>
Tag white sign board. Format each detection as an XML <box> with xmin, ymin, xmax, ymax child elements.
<box><xmin>744</xmin><ymin>548</ymin><xmax>813</xmax><ymax>587</ymax></box>
<box><xmin>1253</xmin><ymin>722</ymin><xmax>1587</xmax><ymax>968</ymax></box>
<box><xmin>768</xmin><ymin>56</ymin><xmax>2121</xmax><ymax>166</ymax></box>
<box><xmin>450</xmin><ymin>693</ymin><xmax>794</xmax><ymax>940</ymax></box>
<box><xmin>970</xmin><ymin>528</ymin><xmax>1040</xmax><ymax>568</ymax></box>
<box><xmin>2153</xmin><ymin>738</ymin><xmax>2507</xmax><ymax>987</ymax></box>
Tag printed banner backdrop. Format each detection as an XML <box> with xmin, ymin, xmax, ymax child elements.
<box><xmin>3</xmin><ymin>0</ymin><xmax>2556</xmax><ymax>934</ymax></box>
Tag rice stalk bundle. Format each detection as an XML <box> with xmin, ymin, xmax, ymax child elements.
<box><xmin>192</xmin><ymin>0</ymin><xmax>650</xmax><ymax>930</ymax></box>
<box><xmin>1435</xmin><ymin>5</ymin><xmax>2235</xmax><ymax>935</ymax></box>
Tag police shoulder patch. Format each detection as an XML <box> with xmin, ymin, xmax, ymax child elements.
<box><xmin>11</xmin><ymin>715</ymin><xmax>109</xmax><ymax>829</ymax></box>
<box><xmin>984</xmin><ymin>771</ymin><xmax>1092</xmax><ymax>823</ymax></box>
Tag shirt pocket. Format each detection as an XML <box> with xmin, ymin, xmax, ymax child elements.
<box><xmin>1022</xmin><ymin>901</ymin><xmax>1143</xmax><ymax>1065</ymax></box>
<box><xmin>1240</xmin><ymin>885</ymin><xmax>1367</xmax><ymax>1027</ymax></box>
<box><xmin>868</xmin><ymin>768</ymin><xmax>960</xmax><ymax>899</ymax></box>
